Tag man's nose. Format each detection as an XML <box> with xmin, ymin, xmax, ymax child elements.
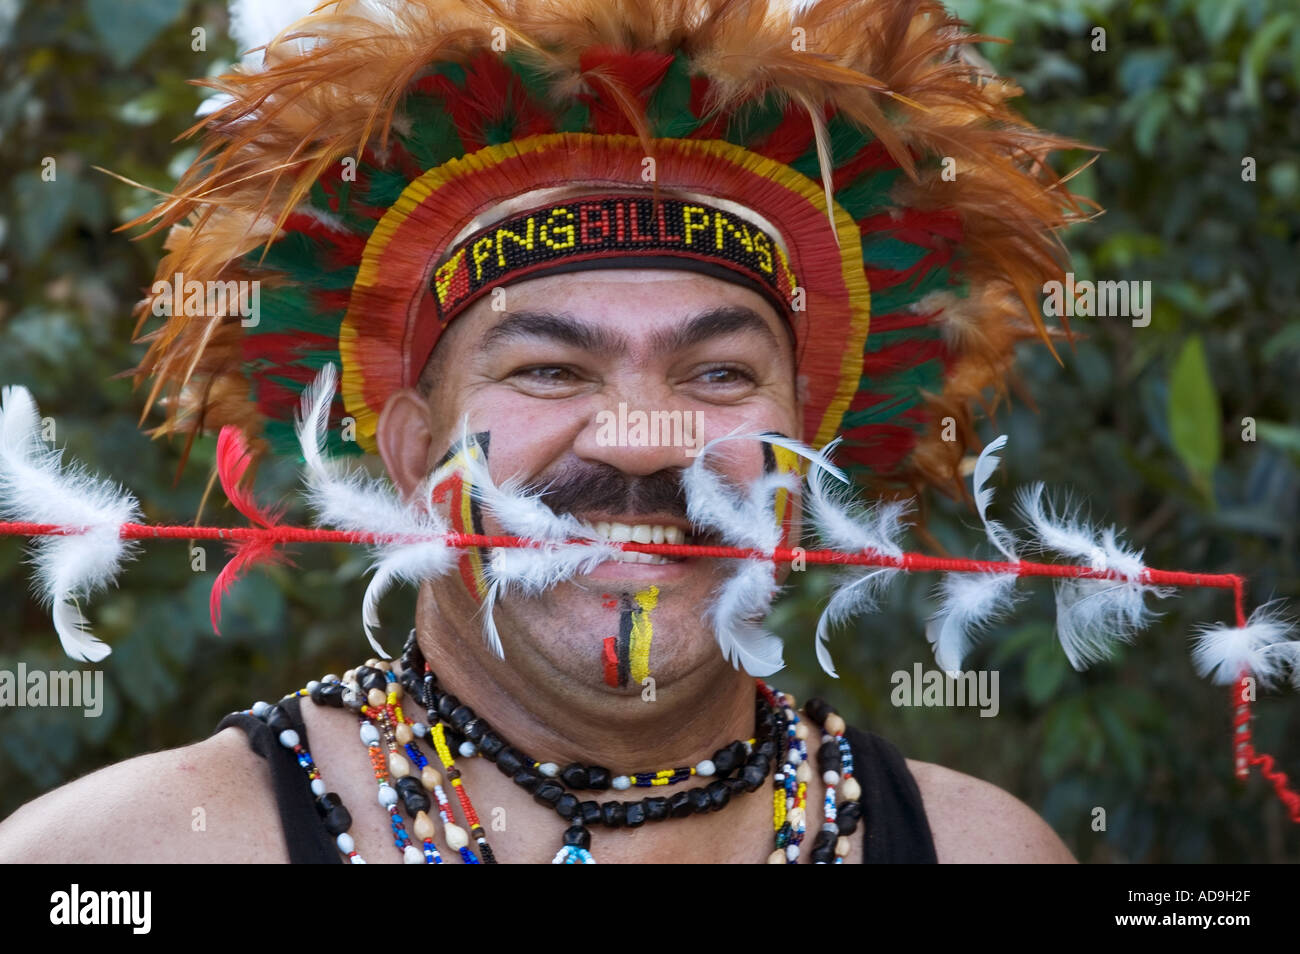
<box><xmin>571</xmin><ymin>392</ymin><xmax>705</xmax><ymax>478</ymax></box>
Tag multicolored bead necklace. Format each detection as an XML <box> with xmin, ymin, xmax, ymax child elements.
<box><xmin>244</xmin><ymin>631</ymin><xmax>864</xmax><ymax>863</ymax></box>
<box><xmin>392</xmin><ymin>632</ymin><xmax>783</xmax><ymax>863</ymax></box>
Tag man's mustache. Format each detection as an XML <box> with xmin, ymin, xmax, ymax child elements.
<box><xmin>520</xmin><ymin>462</ymin><xmax>688</xmax><ymax>522</ymax></box>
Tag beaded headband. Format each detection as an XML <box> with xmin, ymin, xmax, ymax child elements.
<box><xmin>429</xmin><ymin>193</ymin><xmax>801</xmax><ymax>329</ymax></box>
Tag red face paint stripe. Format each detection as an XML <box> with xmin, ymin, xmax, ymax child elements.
<box><xmin>602</xmin><ymin>636</ymin><xmax>620</xmax><ymax>687</ymax></box>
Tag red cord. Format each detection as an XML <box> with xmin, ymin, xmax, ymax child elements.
<box><xmin>2</xmin><ymin>517</ymin><xmax>1296</xmax><ymax>821</ymax></box>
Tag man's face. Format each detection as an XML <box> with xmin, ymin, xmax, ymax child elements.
<box><xmin>378</xmin><ymin>268</ymin><xmax>803</xmax><ymax>689</ymax></box>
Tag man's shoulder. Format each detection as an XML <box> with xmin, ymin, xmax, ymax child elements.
<box><xmin>904</xmin><ymin>758</ymin><xmax>1077</xmax><ymax>863</ymax></box>
<box><xmin>0</xmin><ymin>722</ymin><xmax>288</xmax><ymax>863</ymax></box>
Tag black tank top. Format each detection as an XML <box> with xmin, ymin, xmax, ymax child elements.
<box><xmin>217</xmin><ymin>694</ymin><xmax>938</xmax><ymax>863</ymax></box>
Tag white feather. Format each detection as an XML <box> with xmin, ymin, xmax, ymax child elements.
<box><xmin>682</xmin><ymin>431</ymin><xmax>838</xmax><ymax>676</ymax></box>
<box><xmin>228</xmin><ymin>0</ymin><xmax>322</xmax><ymax>65</ymax></box>
<box><xmin>1017</xmin><ymin>483</ymin><xmax>1172</xmax><ymax>670</ymax></box>
<box><xmin>973</xmin><ymin>434</ymin><xmax>1018</xmax><ymax>561</ymax></box>
<box><xmin>441</xmin><ymin>416</ymin><xmax>627</xmax><ymax>658</ymax></box>
<box><xmin>487</xmin><ymin>540</ymin><xmax>620</xmax><ymax>596</ymax></box>
<box><xmin>1016</xmin><ymin>482</ymin><xmax>1102</xmax><ymax>564</ymax></box>
<box><xmin>477</xmin><ymin>539</ymin><xmax>623</xmax><ymax>658</ymax></box>
<box><xmin>478</xmin><ymin>579</ymin><xmax>505</xmax><ymax>661</ymax></box>
<box><xmin>925</xmin><ymin>572</ymin><xmax>1023</xmax><ymax>674</ymax></box>
<box><xmin>802</xmin><ymin>439</ymin><xmax>909</xmax><ymax>676</ymax></box>
<box><xmin>0</xmin><ymin>385</ymin><xmax>142</xmax><ymax>662</ymax></box>
<box><xmin>452</xmin><ymin>416</ymin><xmax>600</xmax><ymax>544</ymax></box>
<box><xmin>805</xmin><ymin>456</ymin><xmax>908</xmax><ymax>557</ymax></box>
<box><xmin>920</xmin><ymin>436</ymin><xmax>1024</xmax><ymax>673</ymax></box>
<box><xmin>684</xmin><ymin>430</ymin><xmax>827</xmax><ymax>550</ymax></box>
<box><xmin>361</xmin><ymin>543</ymin><xmax>457</xmax><ymax>657</ymax></box>
<box><xmin>1191</xmin><ymin>601</ymin><xmax>1300</xmax><ymax>689</ymax></box>
<box><xmin>294</xmin><ymin>365</ymin><xmax>455</xmax><ymax>658</ymax></box>
<box><xmin>707</xmin><ymin>558</ymin><xmax>785</xmax><ymax>677</ymax></box>
<box><xmin>813</xmin><ymin>566</ymin><xmax>895</xmax><ymax>678</ymax></box>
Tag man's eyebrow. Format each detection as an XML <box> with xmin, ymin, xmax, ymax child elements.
<box><xmin>648</xmin><ymin>305</ymin><xmax>781</xmax><ymax>354</ymax></box>
<box><xmin>481</xmin><ymin>310</ymin><xmax>628</xmax><ymax>355</ymax></box>
<box><xmin>480</xmin><ymin>303</ymin><xmax>782</xmax><ymax>357</ymax></box>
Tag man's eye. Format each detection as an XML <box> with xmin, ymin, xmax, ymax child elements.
<box><xmin>514</xmin><ymin>366</ymin><xmax>578</xmax><ymax>383</ymax></box>
<box><xmin>698</xmin><ymin>366</ymin><xmax>755</xmax><ymax>385</ymax></box>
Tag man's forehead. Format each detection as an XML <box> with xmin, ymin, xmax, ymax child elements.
<box><xmin>467</xmin><ymin>269</ymin><xmax>790</xmax><ymax>353</ymax></box>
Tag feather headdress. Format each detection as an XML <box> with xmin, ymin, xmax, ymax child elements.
<box><xmin>126</xmin><ymin>0</ymin><xmax>1093</xmax><ymax>506</ymax></box>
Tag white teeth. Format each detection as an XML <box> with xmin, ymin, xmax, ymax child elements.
<box><xmin>573</xmin><ymin>520</ymin><xmax>686</xmax><ymax>564</ymax></box>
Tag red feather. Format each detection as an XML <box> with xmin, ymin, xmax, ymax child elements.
<box><xmin>209</xmin><ymin>538</ymin><xmax>293</xmax><ymax>636</ymax></box>
<box><xmin>216</xmin><ymin>425</ymin><xmax>285</xmax><ymax>528</ymax></box>
<box><xmin>210</xmin><ymin>425</ymin><xmax>292</xmax><ymax>634</ymax></box>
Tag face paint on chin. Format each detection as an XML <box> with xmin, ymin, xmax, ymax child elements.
<box><xmin>601</xmin><ymin>586</ymin><xmax>660</xmax><ymax>689</ymax></box>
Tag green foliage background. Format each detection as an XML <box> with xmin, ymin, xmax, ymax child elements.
<box><xmin>1</xmin><ymin>0</ymin><xmax>1297</xmax><ymax>861</ymax></box>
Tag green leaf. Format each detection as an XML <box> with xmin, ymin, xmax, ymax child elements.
<box><xmin>1134</xmin><ymin>93</ymin><xmax>1171</xmax><ymax>157</ymax></box>
<box><xmin>1097</xmin><ymin>705</ymin><xmax>1145</xmax><ymax>782</ymax></box>
<box><xmin>1024</xmin><ymin>638</ymin><xmax>1070</xmax><ymax>705</ymax></box>
<box><xmin>12</xmin><ymin>170</ymin><xmax>77</xmax><ymax>264</ymax></box>
<box><xmin>1239</xmin><ymin>13</ymin><xmax>1295</xmax><ymax>107</ymax></box>
<box><xmin>1255</xmin><ymin>420</ymin><xmax>1300</xmax><ymax>458</ymax></box>
<box><xmin>1195</xmin><ymin>0</ymin><xmax>1242</xmax><ymax>44</ymax></box>
<box><xmin>1118</xmin><ymin>49</ymin><xmax>1175</xmax><ymax>96</ymax></box>
<box><xmin>85</xmin><ymin>0</ymin><xmax>188</xmax><ymax>69</ymax></box>
<box><xmin>1167</xmin><ymin>335</ymin><xmax>1221</xmax><ymax>498</ymax></box>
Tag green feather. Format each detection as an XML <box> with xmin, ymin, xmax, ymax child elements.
<box><xmin>648</xmin><ymin>52</ymin><xmax>700</xmax><ymax>138</ymax></box>
<box><xmin>241</xmin><ymin>285</ymin><xmax>347</xmax><ymax>336</ymax></box>
<box><xmin>835</xmin><ymin>168</ymin><xmax>903</xmax><ymax>220</ymax></box>
<box><xmin>867</xmin><ymin>272</ymin><xmax>952</xmax><ymax>315</ymax></box>
<box><xmin>364</xmin><ymin>166</ymin><xmax>409</xmax><ymax>209</ymax></box>
<box><xmin>860</xmin><ymin>236</ymin><xmax>932</xmax><ymax>270</ymax></box>
<box><xmin>401</xmin><ymin>92</ymin><xmax>466</xmax><ymax>171</ymax></box>
<box><xmin>255</xmin><ymin>236</ymin><xmax>357</xmax><ymax>291</ymax></box>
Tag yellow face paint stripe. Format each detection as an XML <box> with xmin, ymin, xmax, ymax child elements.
<box><xmin>627</xmin><ymin>585</ymin><xmax>659</xmax><ymax>685</ymax></box>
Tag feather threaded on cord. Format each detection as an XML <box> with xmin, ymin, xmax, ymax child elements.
<box><xmin>682</xmin><ymin>430</ymin><xmax>835</xmax><ymax>677</ymax></box>
<box><xmin>803</xmin><ymin>437</ymin><xmax>909</xmax><ymax>676</ymax></box>
<box><xmin>1017</xmin><ymin>482</ymin><xmax>1173</xmax><ymax>670</ymax></box>
<box><xmin>1192</xmin><ymin>601</ymin><xmax>1300</xmax><ymax>690</ymax></box>
<box><xmin>924</xmin><ymin>434</ymin><xmax>1023</xmax><ymax>672</ymax></box>
<box><xmin>445</xmin><ymin>416</ymin><xmax>619</xmax><ymax>658</ymax></box>
<box><xmin>294</xmin><ymin>363</ymin><xmax>456</xmax><ymax>657</ymax></box>
<box><xmin>0</xmin><ymin>386</ymin><xmax>142</xmax><ymax>661</ymax></box>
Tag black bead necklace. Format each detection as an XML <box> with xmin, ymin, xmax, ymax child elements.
<box><xmin>395</xmin><ymin>632</ymin><xmax>784</xmax><ymax>862</ymax></box>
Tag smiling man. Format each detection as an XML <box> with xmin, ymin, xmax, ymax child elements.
<box><xmin>0</xmin><ymin>0</ymin><xmax>1090</xmax><ymax>863</ymax></box>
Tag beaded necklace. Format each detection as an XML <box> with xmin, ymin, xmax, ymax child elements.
<box><xmin>244</xmin><ymin>633</ymin><xmax>863</xmax><ymax>863</ymax></box>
